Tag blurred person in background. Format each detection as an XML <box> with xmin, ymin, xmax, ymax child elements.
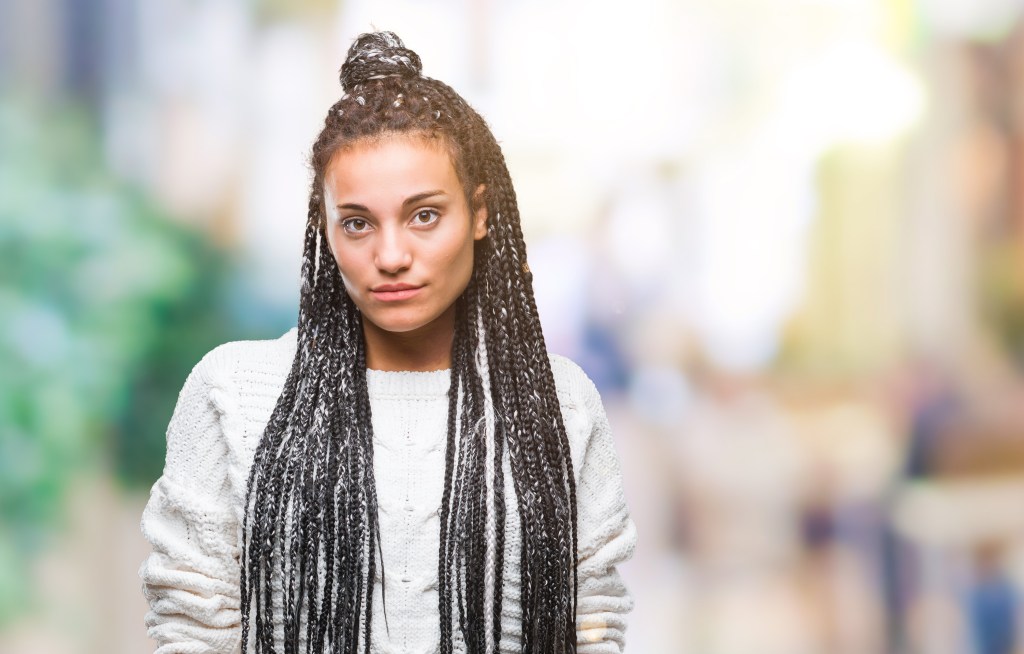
<box><xmin>137</xmin><ymin>31</ymin><xmax>637</xmax><ymax>654</ymax></box>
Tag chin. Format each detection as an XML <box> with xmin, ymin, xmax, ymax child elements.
<box><xmin>363</xmin><ymin>311</ymin><xmax>433</xmax><ymax>334</ymax></box>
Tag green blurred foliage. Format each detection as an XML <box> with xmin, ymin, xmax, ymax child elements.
<box><xmin>0</xmin><ymin>97</ymin><xmax>261</xmax><ymax>625</ymax></box>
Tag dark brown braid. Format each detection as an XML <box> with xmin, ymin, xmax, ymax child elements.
<box><xmin>240</xmin><ymin>31</ymin><xmax>579</xmax><ymax>654</ymax></box>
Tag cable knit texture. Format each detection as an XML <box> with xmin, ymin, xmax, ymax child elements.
<box><xmin>139</xmin><ymin>327</ymin><xmax>637</xmax><ymax>654</ymax></box>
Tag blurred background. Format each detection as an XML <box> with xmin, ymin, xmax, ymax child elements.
<box><xmin>6</xmin><ymin>0</ymin><xmax>1024</xmax><ymax>652</ymax></box>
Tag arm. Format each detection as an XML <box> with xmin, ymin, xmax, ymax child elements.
<box><xmin>138</xmin><ymin>350</ymin><xmax>243</xmax><ymax>654</ymax></box>
<box><xmin>573</xmin><ymin>372</ymin><xmax>639</xmax><ymax>653</ymax></box>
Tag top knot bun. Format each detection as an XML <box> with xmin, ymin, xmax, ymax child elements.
<box><xmin>339</xmin><ymin>31</ymin><xmax>422</xmax><ymax>91</ymax></box>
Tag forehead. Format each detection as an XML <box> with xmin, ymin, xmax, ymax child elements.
<box><xmin>325</xmin><ymin>134</ymin><xmax>459</xmax><ymax>199</ymax></box>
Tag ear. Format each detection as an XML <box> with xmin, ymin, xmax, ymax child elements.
<box><xmin>471</xmin><ymin>184</ymin><xmax>488</xmax><ymax>240</ymax></box>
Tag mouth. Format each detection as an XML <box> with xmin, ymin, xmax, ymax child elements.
<box><xmin>370</xmin><ymin>284</ymin><xmax>424</xmax><ymax>302</ymax></box>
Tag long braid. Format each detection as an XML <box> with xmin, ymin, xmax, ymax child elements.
<box><xmin>473</xmin><ymin>126</ymin><xmax>578</xmax><ymax>653</ymax></box>
<box><xmin>431</xmin><ymin>81</ymin><xmax>578</xmax><ymax>651</ymax></box>
<box><xmin>493</xmin><ymin>165</ymin><xmax>579</xmax><ymax>651</ymax></box>
<box><xmin>241</xmin><ymin>31</ymin><xmax>579</xmax><ymax>654</ymax></box>
<box><xmin>439</xmin><ymin>294</ymin><xmax>469</xmax><ymax>654</ymax></box>
<box><xmin>468</xmin><ymin>273</ymin><xmax>507</xmax><ymax>654</ymax></box>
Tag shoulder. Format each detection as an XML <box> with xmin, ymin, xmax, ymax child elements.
<box><xmin>546</xmin><ymin>352</ymin><xmax>604</xmax><ymax>415</ymax></box>
<box><xmin>172</xmin><ymin>326</ymin><xmax>297</xmax><ymax>441</ymax></box>
<box><xmin>166</xmin><ymin>326</ymin><xmax>297</xmax><ymax>467</ymax></box>
<box><xmin>545</xmin><ymin>353</ymin><xmax>613</xmax><ymax>468</ymax></box>
<box><xmin>187</xmin><ymin>326</ymin><xmax>297</xmax><ymax>393</ymax></box>
<box><xmin>196</xmin><ymin>325</ymin><xmax>297</xmax><ymax>374</ymax></box>
<box><xmin>545</xmin><ymin>353</ymin><xmax>632</xmax><ymax>556</ymax></box>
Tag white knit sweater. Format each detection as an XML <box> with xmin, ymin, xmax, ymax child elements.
<box><xmin>139</xmin><ymin>327</ymin><xmax>637</xmax><ymax>654</ymax></box>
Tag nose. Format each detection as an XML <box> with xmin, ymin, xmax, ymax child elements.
<box><xmin>374</xmin><ymin>225</ymin><xmax>412</xmax><ymax>274</ymax></box>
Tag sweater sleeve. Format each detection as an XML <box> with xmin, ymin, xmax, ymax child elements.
<box><xmin>138</xmin><ymin>350</ymin><xmax>243</xmax><ymax>654</ymax></box>
<box><xmin>571</xmin><ymin>369</ymin><xmax>638</xmax><ymax>654</ymax></box>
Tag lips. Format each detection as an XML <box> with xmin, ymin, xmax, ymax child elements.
<box><xmin>370</xmin><ymin>283</ymin><xmax>423</xmax><ymax>302</ymax></box>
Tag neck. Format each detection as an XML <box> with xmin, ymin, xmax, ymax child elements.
<box><xmin>361</xmin><ymin>305</ymin><xmax>455</xmax><ymax>372</ymax></box>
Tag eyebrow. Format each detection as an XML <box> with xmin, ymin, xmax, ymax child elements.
<box><xmin>336</xmin><ymin>190</ymin><xmax>448</xmax><ymax>213</ymax></box>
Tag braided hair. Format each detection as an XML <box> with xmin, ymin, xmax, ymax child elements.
<box><xmin>240</xmin><ymin>31</ymin><xmax>579</xmax><ymax>654</ymax></box>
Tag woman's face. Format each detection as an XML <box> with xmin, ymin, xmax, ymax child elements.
<box><xmin>323</xmin><ymin>134</ymin><xmax>487</xmax><ymax>336</ymax></box>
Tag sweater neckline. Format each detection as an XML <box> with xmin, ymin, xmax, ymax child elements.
<box><xmin>365</xmin><ymin>367</ymin><xmax>451</xmax><ymax>398</ymax></box>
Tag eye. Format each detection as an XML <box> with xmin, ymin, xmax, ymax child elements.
<box><xmin>411</xmin><ymin>209</ymin><xmax>440</xmax><ymax>226</ymax></box>
<box><xmin>342</xmin><ymin>217</ymin><xmax>370</xmax><ymax>234</ymax></box>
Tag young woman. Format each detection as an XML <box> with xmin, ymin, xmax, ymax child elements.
<box><xmin>139</xmin><ymin>31</ymin><xmax>637</xmax><ymax>654</ymax></box>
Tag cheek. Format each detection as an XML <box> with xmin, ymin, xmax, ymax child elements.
<box><xmin>326</xmin><ymin>236</ymin><xmax>361</xmax><ymax>286</ymax></box>
<box><xmin>442</xmin><ymin>236</ymin><xmax>475</xmax><ymax>286</ymax></box>
<box><xmin>324</xmin><ymin>233</ymin><xmax>343</xmax><ymax>270</ymax></box>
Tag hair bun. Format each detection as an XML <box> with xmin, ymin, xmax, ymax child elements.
<box><xmin>339</xmin><ymin>31</ymin><xmax>422</xmax><ymax>91</ymax></box>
